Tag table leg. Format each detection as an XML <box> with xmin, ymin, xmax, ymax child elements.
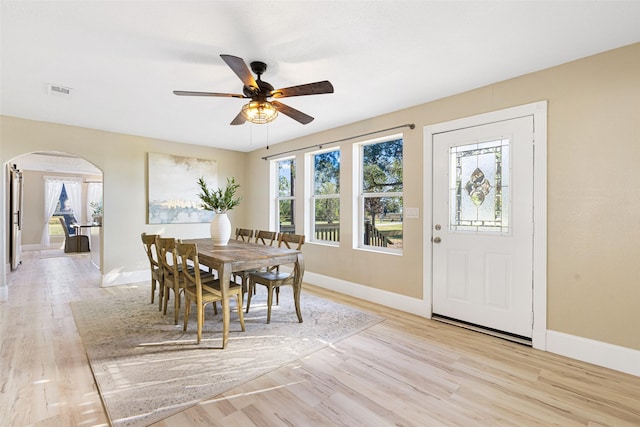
<box><xmin>293</xmin><ymin>253</ymin><xmax>305</xmax><ymax>323</ymax></box>
<box><xmin>220</xmin><ymin>262</ymin><xmax>231</xmax><ymax>348</ymax></box>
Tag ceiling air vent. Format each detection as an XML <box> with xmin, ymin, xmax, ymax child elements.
<box><xmin>47</xmin><ymin>84</ymin><xmax>72</xmax><ymax>96</ymax></box>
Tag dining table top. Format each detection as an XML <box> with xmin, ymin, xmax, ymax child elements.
<box><xmin>182</xmin><ymin>238</ymin><xmax>301</xmax><ymax>271</ymax></box>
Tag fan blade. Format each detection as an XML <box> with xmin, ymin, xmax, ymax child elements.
<box><xmin>220</xmin><ymin>54</ymin><xmax>258</xmax><ymax>91</ymax></box>
<box><xmin>271</xmin><ymin>100</ymin><xmax>314</xmax><ymax>125</ymax></box>
<box><xmin>271</xmin><ymin>81</ymin><xmax>334</xmax><ymax>98</ymax></box>
<box><xmin>173</xmin><ymin>90</ymin><xmax>245</xmax><ymax>98</ymax></box>
<box><xmin>230</xmin><ymin>111</ymin><xmax>246</xmax><ymax>126</ymax></box>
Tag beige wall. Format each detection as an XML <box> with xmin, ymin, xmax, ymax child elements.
<box><xmin>1</xmin><ymin>118</ymin><xmax>248</xmax><ymax>284</ymax></box>
<box><xmin>3</xmin><ymin>42</ymin><xmax>639</xmax><ymax>352</ymax></box>
<box><xmin>246</xmin><ymin>42</ymin><xmax>640</xmax><ymax>351</ymax></box>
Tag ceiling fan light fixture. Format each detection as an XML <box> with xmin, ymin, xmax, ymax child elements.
<box><xmin>241</xmin><ymin>101</ymin><xmax>278</xmax><ymax>124</ymax></box>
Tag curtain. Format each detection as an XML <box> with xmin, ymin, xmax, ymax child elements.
<box><xmin>42</xmin><ymin>180</ymin><xmax>63</xmax><ymax>247</ymax></box>
<box><xmin>86</xmin><ymin>182</ymin><xmax>103</xmax><ymax>219</ymax></box>
<box><xmin>65</xmin><ymin>180</ymin><xmax>82</xmax><ymax>223</ymax></box>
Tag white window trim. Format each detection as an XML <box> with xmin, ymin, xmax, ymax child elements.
<box><xmin>271</xmin><ymin>156</ymin><xmax>296</xmax><ymax>233</ymax></box>
<box><xmin>353</xmin><ymin>134</ymin><xmax>404</xmax><ymax>254</ymax></box>
<box><xmin>306</xmin><ymin>147</ymin><xmax>340</xmax><ymax>245</ymax></box>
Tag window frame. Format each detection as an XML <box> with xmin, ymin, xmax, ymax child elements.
<box><xmin>354</xmin><ymin>134</ymin><xmax>404</xmax><ymax>254</ymax></box>
<box><xmin>306</xmin><ymin>147</ymin><xmax>340</xmax><ymax>245</ymax></box>
<box><xmin>271</xmin><ymin>156</ymin><xmax>296</xmax><ymax>234</ymax></box>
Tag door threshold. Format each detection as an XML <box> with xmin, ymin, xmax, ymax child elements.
<box><xmin>432</xmin><ymin>314</ymin><xmax>532</xmax><ymax>346</ymax></box>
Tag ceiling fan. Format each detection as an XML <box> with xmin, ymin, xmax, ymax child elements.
<box><xmin>173</xmin><ymin>54</ymin><xmax>334</xmax><ymax>125</ymax></box>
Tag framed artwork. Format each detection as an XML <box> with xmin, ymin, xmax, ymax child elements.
<box><xmin>147</xmin><ymin>152</ymin><xmax>217</xmax><ymax>224</ymax></box>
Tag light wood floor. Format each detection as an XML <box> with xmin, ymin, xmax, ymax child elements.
<box><xmin>2</xmin><ymin>250</ymin><xmax>639</xmax><ymax>426</ymax></box>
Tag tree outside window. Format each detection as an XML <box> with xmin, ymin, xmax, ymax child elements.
<box><xmin>311</xmin><ymin>149</ymin><xmax>340</xmax><ymax>243</ymax></box>
<box><xmin>276</xmin><ymin>158</ymin><xmax>296</xmax><ymax>234</ymax></box>
<box><xmin>360</xmin><ymin>138</ymin><xmax>403</xmax><ymax>250</ymax></box>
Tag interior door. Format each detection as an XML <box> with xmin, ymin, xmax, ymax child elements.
<box><xmin>432</xmin><ymin>116</ymin><xmax>534</xmax><ymax>338</ymax></box>
<box><xmin>9</xmin><ymin>164</ymin><xmax>23</xmax><ymax>270</ymax></box>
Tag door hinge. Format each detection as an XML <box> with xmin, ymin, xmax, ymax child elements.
<box><xmin>531</xmin><ymin>311</ymin><xmax>534</xmax><ymax>327</ymax></box>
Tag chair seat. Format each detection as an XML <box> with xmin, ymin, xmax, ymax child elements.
<box><xmin>249</xmin><ymin>270</ymin><xmax>292</xmax><ymax>283</ymax></box>
<box><xmin>202</xmin><ymin>280</ymin><xmax>243</xmax><ymax>296</ymax></box>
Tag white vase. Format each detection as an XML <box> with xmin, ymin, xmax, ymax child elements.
<box><xmin>210</xmin><ymin>212</ymin><xmax>232</xmax><ymax>246</ymax></box>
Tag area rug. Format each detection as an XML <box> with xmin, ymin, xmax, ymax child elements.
<box><xmin>71</xmin><ymin>285</ymin><xmax>384</xmax><ymax>427</ymax></box>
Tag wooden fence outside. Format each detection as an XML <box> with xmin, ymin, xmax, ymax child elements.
<box><xmin>280</xmin><ymin>221</ymin><xmax>392</xmax><ymax>247</ymax></box>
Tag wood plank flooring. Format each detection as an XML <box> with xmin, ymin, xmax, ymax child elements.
<box><xmin>1</xmin><ymin>249</ymin><xmax>639</xmax><ymax>426</ymax></box>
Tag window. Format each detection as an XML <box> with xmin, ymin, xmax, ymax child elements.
<box><xmin>52</xmin><ymin>184</ymin><xmax>78</xmax><ymax>236</ymax></box>
<box><xmin>275</xmin><ymin>157</ymin><xmax>296</xmax><ymax>234</ymax></box>
<box><xmin>309</xmin><ymin>148</ymin><xmax>340</xmax><ymax>243</ymax></box>
<box><xmin>449</xmin><ymin>139</ymin><xmax>510</xmax><ymax>233</ymax></box>
<box><xmin>357</xmin><ymin>136</ymin><xmax>403</xmax><ymax>251</ymax></box>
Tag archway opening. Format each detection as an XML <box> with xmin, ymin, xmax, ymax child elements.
<box><xmin>6</xmin><ymin>151</ymin><xmax>103</xmax><ymax>270</ymax></box>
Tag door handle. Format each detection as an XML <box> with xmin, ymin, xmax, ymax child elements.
<box><xmin>433</xmin><ymin>236</ymin><xmax>441</xmax><ymax>244</ymax></box>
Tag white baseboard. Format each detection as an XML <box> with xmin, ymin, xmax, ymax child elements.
<box><xmin>303</xmin><ymin>271</ymin><xmax>430</xmax><ymax>318</ymax></box>
<box><xmin>305</xmin><ymin>271</ymin><xmax>639</xmax><ymax>378</ymax></box>
<box><xmin>546</xmin><ymin>330</ymin><xmax>639</xmax><ymax>377</ymax></box>
<box><xmin>102</xmin><ymin>269</ymin><xmax>148</xmax><ymax>287</ymax></box>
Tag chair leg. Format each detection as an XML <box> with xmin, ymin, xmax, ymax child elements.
<box><xmin>294</xmin><ymin>285</ymin><xmax>303</xmax><ymax>323</ymax></box>
<box><xmin>151</xmin><ymin>278</ymin><xmax>156</xmax><ymax>304</ymax></box>
<box><xmin>163</xmin><ymin>288</ymin><xmax>170</xmax><ymax>315</ymax></box>
<box><xmin>174</xmin><ymin>287</ymin><xmax>180</xmax><ymax>325</ymax></box>
<box><xmin>196</xmin><ymin>303</ymin><xmax>203</xmax><ymax>344</ymax></box>
<box><xmin>183</xmin><ymin>297</ymin><xmax>190</xmax><ymax>332</ymax></box>
<box><xmin>266</xmin><ymin>286</ymin><xmax>274</xmax><ymax>324</ymax></box>
<box><xmin>235</xmin><ymin>294</ymin><xmax>246</xmax><ymax>331</ymax></box>
<box><xmin>158</xmin><ymin>280</ymin><xmax>164</xmax><ymax>311</ymax></box>
<box><xmin>275</xmin><ymin>287</ymin><xmax>280</xmax><ymax>305</ymax></box>
<box><xmin>246</xmin><ymin>280</ymin><xmax>253</xmax><ymax>313</ymax></box>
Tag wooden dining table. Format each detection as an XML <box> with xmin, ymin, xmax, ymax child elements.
<box><xmin>182</xmin><ymin>238</ymin><xmax>304</xmax><ymax>348</ymax></box>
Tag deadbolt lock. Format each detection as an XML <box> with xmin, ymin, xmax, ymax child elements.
<box><xmin>433</xmin><ymin>236</ymin><xmax>442</xmax><ymax>244</ymax></box>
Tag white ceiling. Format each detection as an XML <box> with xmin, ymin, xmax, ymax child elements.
<box><xmin>2</xmin><ymin>1</ymin><xmax>640</xmax><ymax>152</ymax></box>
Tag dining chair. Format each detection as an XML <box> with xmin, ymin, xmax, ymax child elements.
<box><xmin>254</xmin><ymin>230</ymin><xmax>277</xmax><ymax>246</ymax></box>
<box><xmin>231</xmin><ymin>228</ymin><xmax>256</xmax><ymax>297</ymax></box>
<box><xmin>155</xmin><ymin>236</ymin><xmax>191</xmax><ymax>325</ymax></box>
<box><xmin>239</xmin><ymin>229</ymin><xmax>278</xmax><ymax>300</ymax></box>
<box><xmin>176</xmin><ymin>241</ymin><xmax>245</xmax><ymax>344</ymax></box>
<box><xmin>234</xmin><ymin>227</ymin><xmax>254</xmax><ymax>242</ymax></box>
<box><xmin>140</xmin><ymin>233</ymin><xmax>163</xmax><ymax>310</ymax></box>
<box><xmin>59</xmin><ymin>217</ymin><xmax>89</xmax><ymax>253</ymax></box>
<box><xmin>247</xmin><ymin>233</ymin><xmax>305</xmax><ymax>323</ymax></box>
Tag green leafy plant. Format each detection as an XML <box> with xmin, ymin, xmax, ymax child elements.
<box><xmin>197</xmin><ymin>177</ymin><xmax>241</xmax><ymax>213</ymax></box>
<box><xmin>90</xmin><ymin>201</ymin><xmax>103</xmax><ymax>216</ymax></box>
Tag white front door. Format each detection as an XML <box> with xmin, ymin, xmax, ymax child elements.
<box><xmin>432</xmin><ymin>116</ymin><xmax>534</xmax><ymax>338</ymax></box>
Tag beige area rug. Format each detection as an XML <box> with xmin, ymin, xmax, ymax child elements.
<box><xmin>72</xmin><ymin>285</ymin><xmax>384</xmax><ymax>427</ymax></box>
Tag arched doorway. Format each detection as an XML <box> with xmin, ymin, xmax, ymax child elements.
<box><xmin>5</xmin><ymin>151</ymin><xmax>103</xmax><ymax>273</ymax></box>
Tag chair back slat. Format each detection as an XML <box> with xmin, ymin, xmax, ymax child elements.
<box><xmin>235</xmin><ymin>228</ymin><xmax>254</xmax><ymax>242</ymax></box>
<box><xmin>277</xmin><ymin>232</ymin><xmax>305</xmax><ymax>250</ymax></box>
<box><xmin>254</xmin><ymin>230</ymin><xmax>277</xmax><ymax>246</ymax></box>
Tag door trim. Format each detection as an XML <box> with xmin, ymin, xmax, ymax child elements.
<box><xmin>423</xmin><ymin>101</ymin><xmax>547</xmax><ymax>350</ymax></box>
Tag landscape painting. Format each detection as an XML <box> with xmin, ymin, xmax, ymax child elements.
<box><xmin>147</xmin><ymin>152</ymin><xmax>217</xmax><ymax>224</ymax></box>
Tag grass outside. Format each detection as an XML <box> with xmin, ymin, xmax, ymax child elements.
<box><xmin>376</xmin><ymin>221</ymin><xmax>403</xmax><ymax>243</ymax></box>
<box><xmin>48</xmin><ymin>217</ymin><xmax>65</xmax><ymax>236</ymax></box>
